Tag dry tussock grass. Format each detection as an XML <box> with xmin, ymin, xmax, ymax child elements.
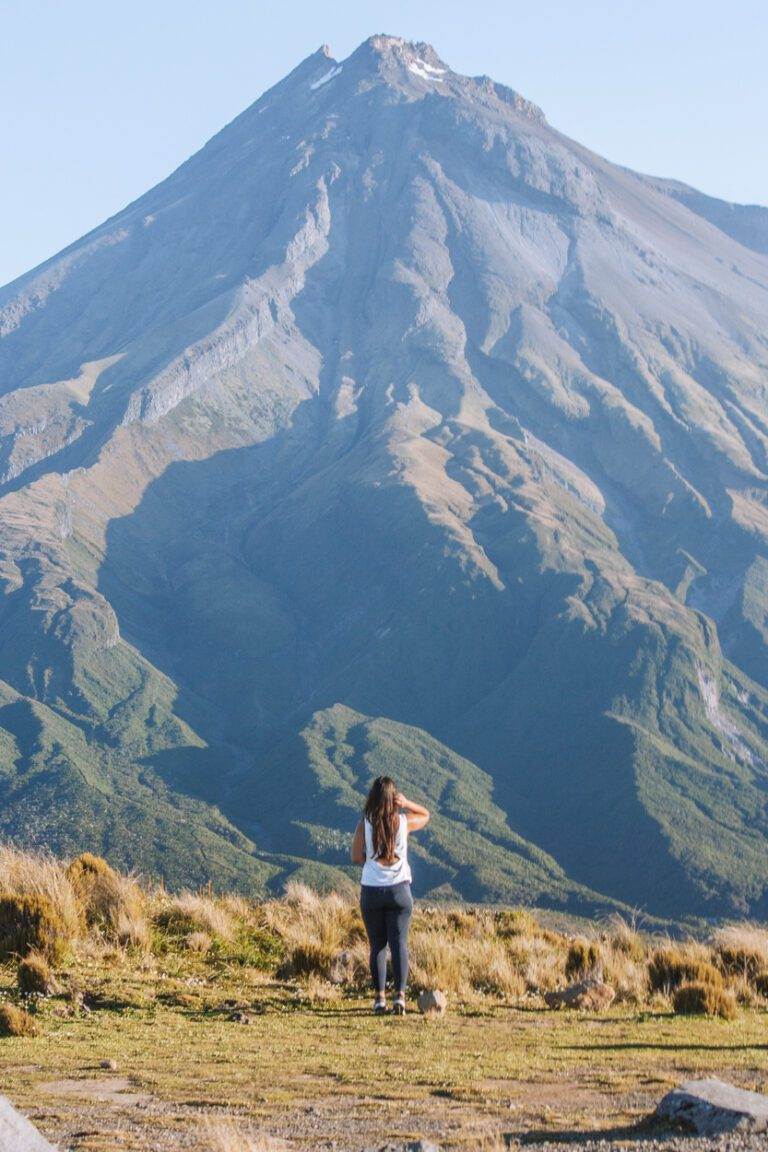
<box><xmin>648</xmin><ymin>941</ymin><xmax>722</xmax><ymax>992</ymax></box>
<box><xmin>157</xmin><ymin>891</ymin><xmax>235</xmax><ymax>941</ymax></box>
<box><xmin>712</xmin><ymin>923</ymin><xmax>768</xmax><ymax>977</ymax></box>
<box><xmin>410</xmin><ymin>929</ymin><xmax>525</xmax><ymax>998</ymax></box>
<box><xmin>266</xmin><ymin>882</ymin><xmax>364</xmax><ymax>978</ymax></box>
<box><xmin>0</xmin><ymin>844</ymin><xmax>765</xmax><ymax>1020</ymax></box>
<box><xmin>0</xmin><ymin>846</ymin><xmax>80</xmax><ymax>939</ymax></box>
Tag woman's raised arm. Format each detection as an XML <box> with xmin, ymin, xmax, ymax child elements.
<box><xmin>395</xmin><ymin>793</ymin><xmax>431</xmax><ymax>832</ymax></box>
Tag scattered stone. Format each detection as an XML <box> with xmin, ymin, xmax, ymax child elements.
<box><xmin>368</xmin><ymin>1143</ymin><xmax>442</xmax><ymax>1152</ymax></box>
<box><xmin>228</xmin><ymin>1011</ymin><xmax>251</xmax><ymax>1024</ymax></box>
<box><xmin>417</xmin><ymin>990</ymin><xmax>447</xmax><ymax>1016</ymax></box>
<box><xmin>328</xmin><ymin>950</ymin><xmax>355</xmax><ymax>984</ymax></box>
<box><xmin>99</xmin><ymin>1059</ymin><xmax>118</xmax><ymax>1071</ymax></box>
<box><xmin>0</xmin><ymin>1095</ymin><xmax>56</xmax><ymax>1151</ymax></box>
<box><xmin>655</xmin><ymin>1077</ymin><xmax>768</xmax><ymax>1134</ymax></box>
<box><xmin>544</xmin><ymin>977</ymin><xmax>615</xmax><ymax>1011</ymax></box>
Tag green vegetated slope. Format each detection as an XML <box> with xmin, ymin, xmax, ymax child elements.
<box><xmin>0</xmin><ymin>36</ymin><xmax>767</xmax><ymax>918</ymax></box>
<box><xmin>244</xmin><ymin>704</ymin><xmax>617</xmax><ymax>910</ymax></box>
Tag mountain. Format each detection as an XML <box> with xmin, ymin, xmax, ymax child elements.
<box><xmin>1</xmin><ymin>35</ymin><xmax>767</xmax><ymax>918</ymax></box>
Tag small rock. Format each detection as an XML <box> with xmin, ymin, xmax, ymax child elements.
<box><xmin>228</xmin><ymin>1011</ymin><xmax>251</xmax><ymax>1024</ymax></box>
<box><xmin>655</xmin><ymin>1077</ymin><xmax>768</xmax><ymax>1134</ymax></box>
<box><xmin>417</xmin><ymin>990</ymin><xmax>447</xmax><ymax>1016</ymax></box>
<box><xmin>374</xmin><ymin>1143</ymin><xmax>442</xmax><ymax>1152</ymax></box>
<box><xmin>544</xmin><ymin>977</ymin><xmax>615</xmax><ymax>1011</ymax></box>
<box><xmin>99</xmin><ymin>1059</ymin><xmax>118</xmax><ymax>1071</ymax></box>
<box><xmin>368</xmin><ymin>1143</ymin><xmax>442</xmax><ymax>1152</ymax></box>
<box><xmin>328</xmin><ymin>950</ymin><xmax>355</xmax><ymax>985</ymax></box>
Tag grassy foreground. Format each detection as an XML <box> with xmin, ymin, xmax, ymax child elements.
<box><xmin>0</xmin><ymin>848</ymin><xmax>767</xmax><ymax>1150</ymax></box>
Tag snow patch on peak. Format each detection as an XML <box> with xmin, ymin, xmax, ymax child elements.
<box><xmin>408</xmin><ymin>58</ymin><xmax>447</xmax><ymax>81</ymax></box>
<box><xmin>310</xmin><ymin>65</ymin><xmax>343</xmax><ymax>91</ymax></box>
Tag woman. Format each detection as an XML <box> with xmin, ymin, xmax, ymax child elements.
<box><xmin>351</xmin><ymin>776</ymin><xmax>430</xmax><ymax>1015</ymax></box>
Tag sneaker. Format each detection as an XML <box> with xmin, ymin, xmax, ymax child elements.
<box><xmin>373</xmin><ymin>998</ymin><xmax>387</xmax><ymax>1015</ymax></box>
<box><xmin>392</xmin><ymin>995</ymin><xmax>406</xmax><ymax>1016</ymax></box>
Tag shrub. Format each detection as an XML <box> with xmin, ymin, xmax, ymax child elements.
<box><xmin>565</xmin><ymin>939</ymin><xmax>602</xmax><ymax>978</ymax></box>
<box><xmin>213</xmin><ymin>927</ymin><xmax>285</xmax><ymax>969</ymax></box>
<box><xmin>66</xmin><ymin>853</ymin><xmax>147</xmax><ymax>947</ymax></box>
<box><xmin>503</xmin><ymin>932</ymin><xmax>564</xmax><ymax>994</ymax></box>
<box><xmin>408</xmin><ymin>929</ymin><xmax>525</xmax><ymax>999</ymax></box>
<box><xmin>185</xmin><ymin>931</ymin><xmax>213</xmax><ymax>954</ymax></box>
<box><xmin>0</xmin><ymin>892</ymin><xmax>70</xmax><ymax>963</ymax></box>
<box><xmin>265</xmin><ymin>886</ymin><xmax>362</xmax><ymax>960</ymax></box>
<box><xmin>712</xmin><ymin>925</ymin><xmax>768</xmax><ymax>981</ymax></box>
<box><xmin>17</xmin><ymin>953</ymin><xmax>53</xmax><ymax>996</ymax></box>
<box><xmin>608</xmin><ymin>914</ymin><xmax>646</xmax><ymax>962</ymax></box>
<box><xmin>470</xmin><ymin>941</ymin><xmax>526</xmax><ymax>998</ymax></box>
<box><xmin>66</xmin><ymin>851</ymin><xmax>114</xmax><ymax>889</ymax></box>
<box><xmin>673</xmin><ymin>981</ymin><xmax>738</xmax><ymax>1020</ymax></box>
<box><xmin>278</xmin><ymin>941</ymin><xmax>336</xmax><ymax>980</ymax></box>
<box><xmin>648</xmin><ymin>947</ymin><xmax>723</xmax><ymax>992</ymax></box>
<box><xmin>0</xmin><ymin>847</ymin><xmax>80</xmax><ymax>942</ymax></box>
<box><xmin>0</xmin><ymin>1002</ymin><xmax>37</xmax><ymax>1037</ymax></box>
<box><xmin>602</xmin><ymin>946</ymin><xmax>648</xmax><ymax>1004</ymax></box>
<box><xmin>112</xmin><ymin>899</ymin><xmax>151</xmax><ymax>950</ymax></box>
<box><xmin>494</xmin><ymin>909</ymin><xmax>540</xmax><ymax>938</ymax></box>
<box><xmin>156</xmin><ymin>892</ymin><xmax>234</xmax><ymax>941</ymax></box>
<box><xmin>446</xmin><ymin>909</ymin><xmax>473</xmax><ymax>931</ymax></box>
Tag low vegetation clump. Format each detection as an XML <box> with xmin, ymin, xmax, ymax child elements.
<box><xmin>155</xmin><ymin>891</ymin><xmax>235</xmax><ymax>941</ymax></box>
<box><xmin>17</xmin><ymin>952</ymin><xmax>53</xmax><ymax>996</ymax></box>
<box><xmin>494</xmin><ymin>908</ymin><xmax>541</xmax><ymax>938</ymax></box>
<box><xmin>185</xmin><ymin>930</ymin><xmax>213</xmax><ymax>954</ymax></box>
<box><xmin>0</xmin><ymin>1002</ymin><xmax>37</xmax><ymax>1036</ymax></box>
<box><xmin>673</xmin><ymin>981</ymin><xmax>739</xmax><ymax>1020</ymax></box>
<box><xmin>0</xmin><ymin>892</ymin><xmax>71</xmax><ymax>963</ymax></box>
<box><xmin>712</xmin><ymin>923</ymin><xmax>768</xmax><ymax>979</ymax></box>
<box><xmin>0</xmin><ymin>846</ymin><xmax>80</xmax><ymax>941</ymax></box>
<box><xmin>648</xmin><ymin>946</ymin><xmax>723</xmax><ymax>992</ymax></box>
<box><xmin>565</xmin><ymin>938</ymin><xmax>602</xmax><ymax>978</ymax></box>
<box><xmin>67</xmin><ymin>853</ymin><xmax>148</xmax><ymax>949</ymax></box>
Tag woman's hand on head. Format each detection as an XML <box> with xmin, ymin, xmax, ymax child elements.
<box><xmin>395</xmin><ymin>792</ymin><xmax>407</xmax><ymax>809</ymax></box>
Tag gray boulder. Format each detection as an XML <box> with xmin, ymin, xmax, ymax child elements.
<box><xmin>417</xmin><ymin>990</ymin><xmax>447</xmax><ymax>1016</ymax></box>
<box><xmin>0</xmin><ymin>1096</ymin><xmax>57</xmax><ymax>1151</ymax></box>
<box><xmin>544</xmin><ymin>978</ymin><xmax>615</xmax><ymax>1011</ymax></box>
<box><xmin>655</xmin><ymin>1078</ymin><xmax>768</xmax><ymax>1134</ymax></box>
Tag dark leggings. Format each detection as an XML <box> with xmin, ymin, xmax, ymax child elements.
<box><xmin>360</xmin><ymin>882</ymin><xmax>413</xmax><ymax>994</ymax></box>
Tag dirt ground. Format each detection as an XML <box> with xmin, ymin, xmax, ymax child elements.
<box><xmin>2</xmin><ymin>993</ymin><xmax>767</xmax><ymax>1150</ymax></box>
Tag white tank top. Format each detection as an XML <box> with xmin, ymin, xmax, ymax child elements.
<box><xmin>361</xmin><ymin>813</ymin><xmax>411</xmax><ymax>886</ymax></box>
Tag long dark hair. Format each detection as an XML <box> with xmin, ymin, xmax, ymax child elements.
<box><xmin>364</xmin><ymin>776</ymin><xmax>399</xmax><ymax>861</ymax></box>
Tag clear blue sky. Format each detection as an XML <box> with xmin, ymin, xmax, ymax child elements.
<box><xmin>2</xmin><ymin>0</ymin><xmax>766</xmax><ymax>287</ymax></box>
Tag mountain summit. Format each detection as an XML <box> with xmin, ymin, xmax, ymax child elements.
<box><xmin>1</xmin><ymin>38</ymin><xmax>767</xmax><ymax>916</ymax></box>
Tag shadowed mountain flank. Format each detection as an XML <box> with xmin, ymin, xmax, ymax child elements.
<box><xmin>1</xmin><ymin>35</ymin><xmax>767</xmax><ymax>914</ymax></box>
